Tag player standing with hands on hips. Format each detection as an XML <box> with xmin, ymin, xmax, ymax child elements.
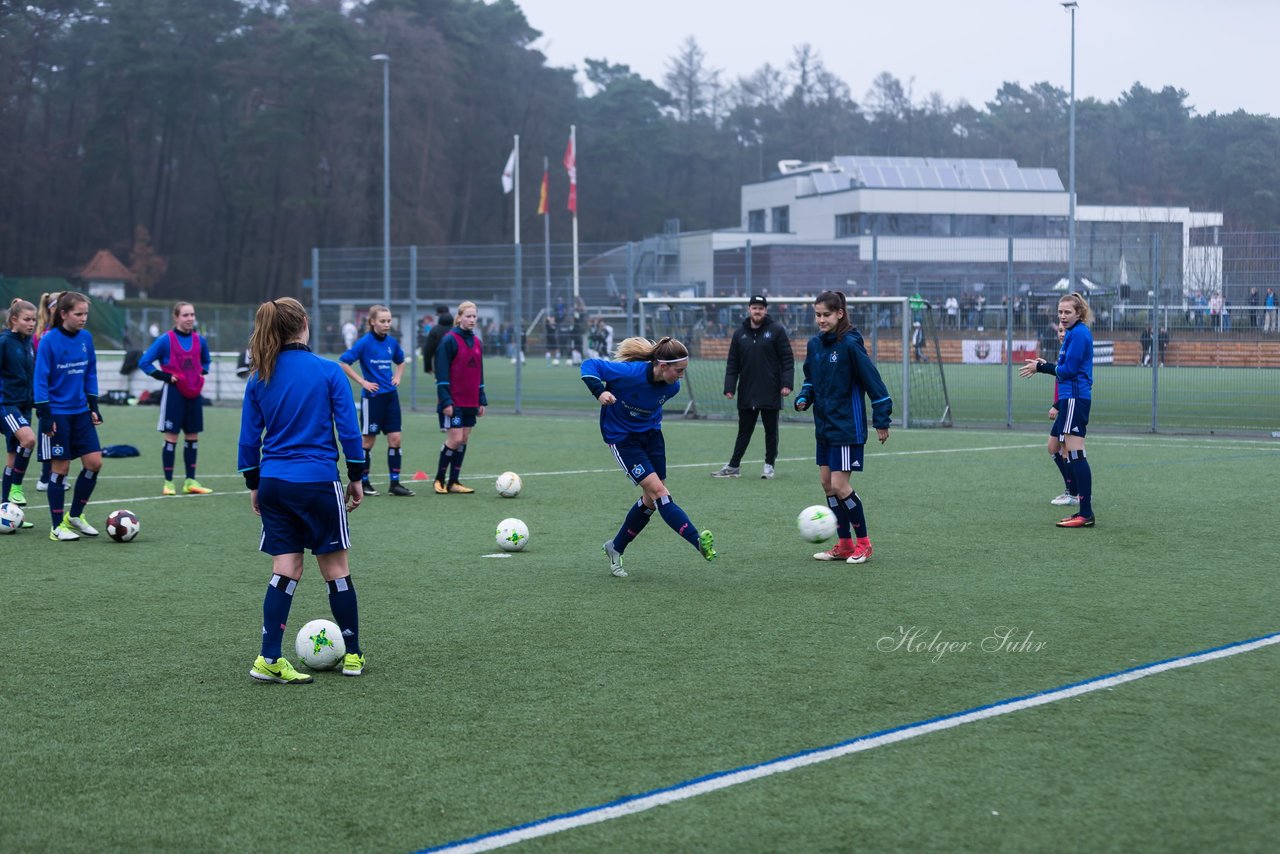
<box><xmin>238</xmin><ymin>297</ymin><xmax>367</xmax><ymax>684</ymax></box>
<box><xmin>582</xmin><ymin>336</ymin><xmax>717</xmax><ymax>578</ymax></box>
<box><xmin>711</xmin><ymin>294</ymin><xmax>794</xmax><ymax>480</ymax></box>
<box><xmin>139</xmin><ymin>301</ymin><xmax>213</xmax><ymax>495</ymax></box>
<box><xmin>339</xmin><ymin>304</ymin><xmax>414</xmax><ymax>496</ymax></box>
<box><xmin>33</xmin><ymin>292</ymin><xmax>105</xmax><ymax>541</ymax></box>
<box><xmin>1021</xmin><ymin>292</ymin><xmax>1096</xmax><ymax>528</ymax></box>
<box><xmin>794</xmin><ymin>291</ymin><xmax>892</xmax><ymax>564</ymax></box>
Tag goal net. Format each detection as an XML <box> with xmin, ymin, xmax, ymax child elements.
<box><xmin>636</xmin><ymin>296</ymin><xmax>952</xmax><ymax>428</ymax></box>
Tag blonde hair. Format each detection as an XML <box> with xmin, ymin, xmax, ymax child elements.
<box><xmin>455</xmin><ymin>301</ymin><xmax>477</xmax><ymax>324</ymax></box>
<box><xmin>37</xmin><ymin>291</ymin><xmax>64</xmax><ymax>332</ymax></box>
<box><xmin>7</xmin><ymin>298</ymin><xmax>36</xmax><ymax>330</ymax></box>
<box><xmin>366</xmin><ymin>304</ymin><xmax>390</xmax><ymax>330</ymax></box>
<box><xmin>172</xmin><ymin>301</ymin><xmax>194</xmax><ymax>319</ymax></box>
<box><xmin>1059</xmin><ymin>292</ymin><xmax>1093</xmax><ymax>325</ymax></box>
<box><xmin>248</xmin><ymin>297</ymin><xmax>308</xmax><ymax>383</ymax></box>
<box><xmin>52</xmin><ymin>292</ymin><xmax>90</xmax><ymax>330</ymax></box>
<box><xmin>613</xmin><ymin>335</ymin><xmax>689</xmax><ymax>363</ymax></box>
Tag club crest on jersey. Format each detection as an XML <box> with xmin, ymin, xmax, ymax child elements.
<box><xmin>829</xmin><ymin>352</ymin><xmax>839</xmax><ymax>362</ymax></box>
<box><xmin>763</xmin><ymin>331</ymin><xmax>772</xmax><ymax>339</ymax></box>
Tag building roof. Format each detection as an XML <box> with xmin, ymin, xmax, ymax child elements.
<box><xmin>770</xmin><ymin>156</ymin><xmax>1065</xmax><ymax>194</ymax></box>
<box><xmin>79</xmin><ymin>250</ymin><xmax>136</xmax><ymax>282</ymax></box>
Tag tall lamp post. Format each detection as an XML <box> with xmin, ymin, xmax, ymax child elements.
<box><xmin>372</xmin><ymin>53</ymin><xmax>391</xmax><ymax>308</ymax></box>
<box><xmin>1062</xmin><ymin>2</ymin><xmax>1077</xmax><ymax>291</ymax></box>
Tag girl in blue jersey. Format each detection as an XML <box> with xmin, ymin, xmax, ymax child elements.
<box><xmin>339</xmin><ymin>305</ymin><xmax>413</xmax><ymax>497</ymax></box>
<box><xmin>139</xmin><ymin>301</ymin><xmax>214</xmax><ymax>496</ymax></box>
<box><xmin>1</xmin><ymin>299</ymin><xmax>38</xmax><ymax>519</ymax></box>
<box><xmin>433</xmin><ymin>301</ymin><xmax>486</xmax><ymax>494</ymax></box>
<box><xmin>1045</xmin><ymin>322</ymin><xmax>1077</xmax><ymax>508</ymax></box>
<box><xmin>581</xmin><ymin>336</ymin><xmax>717</xmax><ymax>578</ymax></box>
<box><xmin>794</xmin><ymin>291</ymin><xmax>892</xmax><ymax>565</ymax></box>
<box><xmin>33</xmin><ymin>292</ymin><xmax>105</xmax><ymax>541</ymax></box>
<box><xmin>238</xmin><ymin>297</ymin><xmax>368</xmax><ymax>684</ymax></box>
<box><xmin>1021</xmin><ymin>292</ymin><xmax>1095</xmax><ymax>527</ymax></box>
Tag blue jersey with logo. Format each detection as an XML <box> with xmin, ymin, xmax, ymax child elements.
<box><xmin>33</xmin><ymin>327</ymin><xmax>98</xmax><ymax>415</ymax></box>
<box><xmin>580</xmin><ymin>358</ymin><xmax>680</xmax><ymax>444</ymax></box>
<box><xmin>1054</xmin><ymin>322</ymin><xmax>1093</xmax><ymax>401</ymax></box>
<box><xmin>138</xmin><ymin>329</ymin><xmax>212</xmax><ymax>377</ymax></box>
<box><xmin>238</xmin><ymin>346</ymin><xmax>365</xmax><ymax>482</ymax></box>
<box><xmin>797</xmin><ymin>328</ymin><xmax>892</xmax><ymax>445</ymax></box>
<box><xmin>341</xmin><ymin>332</ymin><xmax>404</xmax><ymax>398</ymax></box>
<box><xmin>0</xmin><ymin>328</ymin><xmax>35</xmax><ymax>407</ymax></box>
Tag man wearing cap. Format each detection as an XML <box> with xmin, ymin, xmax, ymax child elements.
<box><xmin>711</xmin><ymin>295</ymin><xmax>794</xmax><ymax>480</ymax></box>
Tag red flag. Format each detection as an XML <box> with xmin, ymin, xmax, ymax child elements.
<box><xmin>563</xmin><ymin>132</ymin><xmax>577</xmax><ymax>214</ymax></box>
<box><xmin>537</xmin><ymin>169</ymin><xmax>549</xmax><ymax>215</ymax></box>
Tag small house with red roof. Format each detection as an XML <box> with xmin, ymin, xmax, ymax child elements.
<box><xmin>77</xmin><ymin>250</ymin><xmax>135</xmax><ymax>302</ymax></box>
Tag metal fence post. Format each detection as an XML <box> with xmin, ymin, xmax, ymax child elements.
<box><xmin>1151</xmin><ymin>232</ymin><xmax>1161</xmax><ymax>433</ymax></box>
<box><xmin>744</xmin><ymin>240</ymin><xmax>752</xmax><ymax>296</ymax></box>
<box><xmin>409</xmin><ymin>245</ymin><xmax>419</xmax><ymax>409</ymax></box>
<box><xmin>1006</xmin><ymin>236</ymin><xmax>1014</xmax><ymax>428</ymax></box>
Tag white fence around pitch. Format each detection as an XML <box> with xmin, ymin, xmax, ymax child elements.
<box><xmin>96</xmin><ymin>351</ymin><xmax>248</xmax><ymax>404</ymax></box>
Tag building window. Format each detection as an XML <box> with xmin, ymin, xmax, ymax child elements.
<box><xmin>771</xmin><ymin>205</ymin><xmax>790</xmax><ymax>233</ymax></box>
<box><xmin>835</xmin><ymin>213</ymin><xmax>858</xmax><ymax>238</ymax></box>
<box><xmin>1189</xmin><ymin>226</ymin><xmax>1219</xmax><ymax>247</ymax></box>
<box><xmin>747</xmin><ymin>209</ymin><xmax>766</xmax><ymax>233</ymax></box>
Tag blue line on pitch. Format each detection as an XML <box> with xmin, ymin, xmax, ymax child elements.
<box><xmin>414</xmin><ymin>630</ymin><xmax>1280</xmax><ymax>853</ymax></box>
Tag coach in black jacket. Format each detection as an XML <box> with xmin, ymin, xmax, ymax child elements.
<box><xmin>711</xmin><ymin>295</ymin><xmax>795</xmax><ymax>480</ymax></box>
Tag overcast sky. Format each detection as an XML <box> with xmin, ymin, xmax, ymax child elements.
<box><xmin>514</xmin><ymin>0</ymin><xmax>1273</xmax><ymax>118</ymax></box>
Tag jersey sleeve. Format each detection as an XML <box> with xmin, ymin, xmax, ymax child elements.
<box><xmin>339</xmin><ymin>337</ymin><xmax>362</xmax><ymax>366</ymax></box>
<box><xmin>435</xmin><ymin>335</ymin><xmax>456</xmax><ymax>407</ymax></box>
<box><xmin>329</xmin><ymin>365</ymin><xmax>365</xmax><ymax>464</ymax></box>
<box><xmin>200</xmin><ymin>337</ymin><xmax>212</xmax><ymax>373</ymax></box>
<box><xmin>236</xmin><ymin>381</ymin><xmax>264</xmax><ymax>474</ymax></box>
<box><xmin>138</xmin><ymin>336</ymin><xmax>168</xmax><ymax>376</ymax></box>
<box><xmin>849</xmin><ymin>336</ymin><xmax>893</xmax><ymax>429</ymax></box>
<box><xmin>84</xmin><ymin>339</ymin><xmax>98</xmax><ymax>398</ymax></box>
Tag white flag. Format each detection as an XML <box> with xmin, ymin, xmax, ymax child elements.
<box><xmin>501</xmin><ymin>146</ymin><xmax>516</xmax><ymax>194</ymax></box>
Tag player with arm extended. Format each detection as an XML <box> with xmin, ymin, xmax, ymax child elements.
<box><xmin>793</xmin><ymin>291</ymin><xmax>892</xmax><ymax>564</ymax></box>
<box><xmin>1021</xmin><ymin>292</ymin><xmax>1096</xmax><ymax>527</ymax></box>
<box><xmin>1</xmin><ymin>299</ymin><xmax>38</xmax><ymax>522</ymax></box>
<box><xmin>239</xmin><ymin>297</ymin><xmax>368</xmax><ymax>684</ymax></box>
<box><xmin>33</xmin><ymin>292</ymin><xmax>105</xmax><ymax>541</ymax></box>
<box><xmin>582</xmin><ymin>336</ymin><xmax>717</xmax><ymax>578</ymax></box>
<box><xmin>138</xmin><ymin>301</ymin><xmax>214</xmax><ymax>496</ymax></box>
<box><xmin>433</xmin><ymin>301</ymin><xmax>486</xmax><ymax>494</ymax></box>
<box><xmin>339</xmin><ymin>305</ymin><xmax>413</xmax><ymax>497</ymax></box>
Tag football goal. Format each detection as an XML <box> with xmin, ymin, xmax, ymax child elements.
<box><xmin>637</xmin><ymin>296</ymin><xmax>952</xmax><ymax>428</ymax></box>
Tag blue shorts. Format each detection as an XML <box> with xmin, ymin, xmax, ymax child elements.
<box><xmin>609</xmin><ymin>429</ymin><xmax>667</xmax><ymax>485</ymax></box>
<box><xmin>361</xmin><ymin>391</ymin><xmax>402</xmax><ymax>435</ymax></box>
<box><xmin>815</xmin><ymin>440</ymin><xmax>865</xmax><ymax>473</ymax></box>
<box><xmin>1051</xmin><ymin>398</ymin><xmax>1091</xmax><ymax>440</ymax></box>
<box><xmin>257</xmin><ymin>478</ymin><xmax>351</xmax><ymax>556</ymax></box>
<box><xmin>157</xmin><ymin>384</ymin><xmax>204</xmax><ymax>434</ymax></box>
<box><xmin>2</xmin><ymin>405</ymin><xmax>32</xmax><ymax>453</ymax></box>
<box><xmin>442</xmin><ymin>406</ymin><xmax>479</xmax><ymax>429</ymax></box>
<box><xmin>39</xmin><ymin>412</ymin><xmax>101</xmax><ymax>461</ymax></box>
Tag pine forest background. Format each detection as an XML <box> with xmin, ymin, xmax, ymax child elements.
<box><xmin>4</xmin><ymin>0</ymin><xmax>1280</xmax><ymax>304</ymax></box>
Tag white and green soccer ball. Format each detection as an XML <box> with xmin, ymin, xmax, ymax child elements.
<box><xmin>496</xmin><ymin>517</ymin><xmax>530</xmax><ymax>552</ymax></box>
<box><xmin>0</xmin><ymin>502</ymin><xmax>23</xmax><ymax>534</ymax></box>
<box><xmin>295</xmin><ymin>619</ymin><xmax>346</xmax><ymax>670</ymax></box>
<box><xmin>495</xmin><ymin>471</ymin><xmax>523</xmax><ymax>498</ymax></box>
<box><xmin>797</xmin><ymin>505</ymin><xmax>837</xmax><ymax>543</ymax></box>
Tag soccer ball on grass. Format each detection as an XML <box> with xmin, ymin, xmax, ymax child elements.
<box><xmin>495</xmin><ymin>471</ymin><xmax>523</xmax><ymax>498</ymax></box>
<box><xmin>295</xmin><ymin>619</ymin><xmax>346</xmax><ymax>670</ymax></box>
<box><xmin>105</xmin><ymin>509</ymin><xmax>141</xmax><ymax>542</ymax></box>
<box><xmin>496</xmin><ymin>518</ymin><xmax>529</xmax><ymax>551</ymax></box>
<box><xmin>0</xmin><ymin>502</ymin><xmax>24</xmax><ymax>534</ymax></box>
<box><xmin>797</xmin><ymin>505</ymin><xmax>837</xmax><ymax>543</ymax></box>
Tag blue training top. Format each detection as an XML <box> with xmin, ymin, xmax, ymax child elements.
<box><xmin>33</xmin><ymin>327</ymin><xmax>98</xmax><ymax>415</ymax></box>
<box><xmin>0</xmin><ymin>328</ymin><xmax>35</xmax><ymax>408</ymax></box>
<box><xmin>340</xmin><ymin>331</ymin><xmax>404</xmax><ymax>398</ymax></box>
<box><xmin>580</xmin><ymin>358</ymin><xmax>680</xmax><ymax>444</ymax></box>
<box><xmin>1055</xmin><ymin>322</ymin><xmax>1093</xmax><ymax>401</ymax></box>
<box><xmin>238</xmin><ymin>346</ymin><xmax>365</xmax><ymax>482</ymax></box>
<box><xmin>796</xmin><ymin>328</ymin><xmax>893</xmax><ymax>446</ymax></box>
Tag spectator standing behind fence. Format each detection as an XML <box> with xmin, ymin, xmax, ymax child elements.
<box><xmin>1248</xmin><ymin>288</ymin><xmax>1260</xmax><ymax>328</ymax></box>
<box><xmin>1141</xmin><ymin>327</ymin><xmax>1153</xmax><ymax>367</ymax></box>
<box><xmin>420</xmin><ymin>305</ymin><xmax>453</xmax><ymax>431</ymax></box>
<box><xmin>944</xmin><ymin>295</ymin><xmax>959</xmax><ymax>329</ymax></box>
<box><xmin>1264</xmin><ymin>288</ymin><xmax>1277</xmax><ymax>333</ymax></box>
<box><xmin>139</xmin><ymin>302</ymin><xmax>214</xmax><ymax>496</ymax></box>
<box><xmin>710</xmin><ymin>295</ymin><xmax>794</xmax><ymax>481</ymax></box>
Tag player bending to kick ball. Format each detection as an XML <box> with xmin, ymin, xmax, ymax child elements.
<box><xmin>794</xmin><ymin>290</ymin><xmax>892</xmax><ymax>564</ymax></box>
<box><xmin>238</xmin><ymin>297</ymin><xmax>368</xmax><ymax>684</ymax></box>
<box><xmin>581</xmin><ymin>336</ymin><xmax>717</xmax><ymax>578</ymax></box>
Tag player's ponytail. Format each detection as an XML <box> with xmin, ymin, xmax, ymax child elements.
<box><xmin>6</xmin><ymin>298</ymin><xmax>35</xmax><ymax>330</ymax></box>
<box><xmin>37</xmin><ymin>291</ymin><xmax>64</xmax><ymax>333</ymax></box>
<box><xmin>613</xmin><ymin>335</ymin><xmax>689</xmax><ymax>363</ymax></box>
<box><xmin>249</xmin><ymin>297</ymin><xmax>308</xmax><ymax>383</ymax></box>
<box><xmin>815</xmin><ymin>290</ymin><xmax>852</xmax><ymax>338</ymax></box>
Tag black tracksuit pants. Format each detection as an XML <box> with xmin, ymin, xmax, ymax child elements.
<box><xmin>728</xmin><ymin>408</ymin><xmax>779</xmax><ymax>467</ymax></box>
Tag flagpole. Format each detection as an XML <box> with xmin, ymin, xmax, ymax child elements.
<box><xmin>570</xmin><ymin>125</ymin><xmax>579</xmax><ymax>302</ymax></box>
<box><xmin>512</xmin><ymin>134</ymin><xmax>523</xmax><ymax>412</ymax></box>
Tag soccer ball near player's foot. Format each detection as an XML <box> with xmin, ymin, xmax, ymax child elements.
<box><xmin>105</xmin><ymin>509</ymin><xmax>141</xmax><ymax>542</ymax></box>
<box><xmin>295</xmin><ymin>619</ymin><xmax>346</xmax><ymax>670</ymax></box>
<box><xmin>797</xmin><ymin>505</ymin><xmax>837</xmax><ymax>543</ymax></box>
<box><xmin>496</xmin><ymin>518</ymin><xmax>530</xmax><ymax>551</ymax></box>
<box><xmin>0</xmin><ymin>502</ymin><xmax>23</xmax><ymax>534</ymax></box>
<box><xmin>495</xmin><ymin>471</ymin><xmax>523</xmax><ymax>498</ymax></box>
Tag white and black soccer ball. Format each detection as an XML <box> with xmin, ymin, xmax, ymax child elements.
<box><xmin>0</xmin><ymin>502</ymin><xmax>23</xmax><ymax>534</ymax></box>
<box><xmin>295</xmin><ymin>619</ymin><xmax>346</xmax><ymax>670</ymax></box>
<box><xmin>496</xmin><ymin>517</ymin><xmax>530</xmax><ymax>552</ymax></box>
<box><xmin>105</xmin><ymin>509</ymin><xmax>141</xmax><ymax>542</ymax></box>
<box><xmin>495</xmin><ymin>471</ymin><xmax>523</xmax><ymax>498</ymax></box>
<box><xmin>797</xmin><ymin>505</ymin><xmax>837</xmax><ymax>543</ymax></box>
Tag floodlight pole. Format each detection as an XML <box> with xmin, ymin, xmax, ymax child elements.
<box><xmin>1062</xmin><ymin>3</ymin><xmax>1078</xmax><ymax>292</ymax></box>
<box><xmin>373</xmin><ymin>54</ymin><xmax>391</xmax><ymax>308</ymax></box>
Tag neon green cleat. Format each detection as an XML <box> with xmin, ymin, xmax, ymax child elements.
<box><xmin>49</xmin><ymin>521</ymin><xmax>81</xmax><ymax>542</ymax></box>
<box><xmin>183</xmin><ymin>479</ymin><xmax>213</xmax><ymax>495</ymax></box>
<box><xmin>699</xmin><ymin>529</ymin><xmax>717</xmax><ymax>562</ymax></box>
<box><xmin>250</xmin><ymin>655</ymin><xmax>313</xmax><ymax>684</ymax></box>
<box><xmin>8</xmin><ymin>485</ymin><xmax>26</xmax><ymax>505</ymax></box>
<box><xmin>162</xmin><ymin>481</ymin><xmax>176</xmax><ymax>496</ymax></box>
<box><xmin>342</xmin><ymin>653</ymin><xmax>366</xmax><ymax>677</ymax></box>
<box><xmin>66</xmin><ymin>515</ymin><xmax>99</xmax><ymax>536</ymax></box>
